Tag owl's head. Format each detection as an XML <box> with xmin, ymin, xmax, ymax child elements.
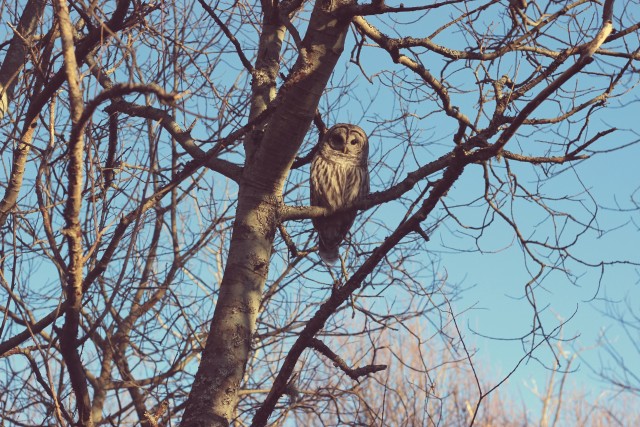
<box><xmin>322</xmin><ymin>123</ymin><xmax>369</xmax><ymax>163</ymax></box>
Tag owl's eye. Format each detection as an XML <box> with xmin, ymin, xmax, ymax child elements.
<box><xmin>350</xmin><ymin>139</ymin><xmax>359</xmax><ymax>145</ymax></box>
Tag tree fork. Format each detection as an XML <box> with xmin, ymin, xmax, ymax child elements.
<box><xmin>180</xmin><ymin>1</ymin><xmax>356</xmax><ymax>425</ymax></box>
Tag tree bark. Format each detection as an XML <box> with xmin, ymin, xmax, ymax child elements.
<box><xmin>55</xmin><ymin>0</ymin><xmax>93</xmax><ymax>424</ymax></box>
<box><xmin>0</xmin><ymin>0</ymin><xmax>46</xmax><ymax>227</ymax></box>
<box><xmin>0</xmin><ymin>0</ymin><xmax>45</xmax><ymax>118</ymax></box>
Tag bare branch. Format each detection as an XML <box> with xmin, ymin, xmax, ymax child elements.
<box><xmin>310</xmin><ymin>338</ymin><xmax>387</xmax><ymax>382</ymax></box>
<box><xmin>55</xmin><ymin>0</ymin><xmax>93</xmax><ymax>423</ymax></box>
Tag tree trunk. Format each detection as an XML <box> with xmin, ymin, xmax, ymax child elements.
<box><xmin>180</xmin><ymin>1</ymin><xmax>354</xmax><ymax>425</ymax></box>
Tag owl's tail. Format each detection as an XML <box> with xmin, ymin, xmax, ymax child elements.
<box><xmin>318</xmin><ymin>244</ymin><xmax>340</xmax><ymax>265</ymax></box>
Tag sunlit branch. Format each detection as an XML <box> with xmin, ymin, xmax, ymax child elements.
<box><xmin>107</xmin><ymin>100</ymin><xmax>243</xmax><ymax>181</ymax></box>
<box><xmin>471</xmin><ymin>0</ymin><xmax>615</xmax><ymax>161</ymax></box>
<box><xmin>55</xmin><ymin>0</ymin><xmax>93</xmax><ymax>423</ymax></box>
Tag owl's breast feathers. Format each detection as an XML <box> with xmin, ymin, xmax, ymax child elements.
<box><xmin>310</xmin><ymin>153</ymin><xmax>368</xmax><ymax>211</ymax></box>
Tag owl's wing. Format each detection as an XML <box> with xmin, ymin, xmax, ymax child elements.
<box><xmin>321</xmin><ymin>165</ymin><xmax>368</xmax><ymax>249</ymax></box>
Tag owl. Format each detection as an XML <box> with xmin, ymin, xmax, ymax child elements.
<box><xmin>310</xmin><ymin>123</ymin><xmax>370</xmax><ymax>264</ymax></box>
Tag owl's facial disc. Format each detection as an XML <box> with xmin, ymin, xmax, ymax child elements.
<box><xmin>346</xmin><ymin>134</ymin><xmax>361</xmax><ymax>153</ymax></box>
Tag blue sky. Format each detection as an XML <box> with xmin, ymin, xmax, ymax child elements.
<box><xmin>2</xmin><ymin>0</ymin><xmax>639</xmax><ymax>423</ymax></box>
<box><xmin>318</xmin><ymin>1</ymin><xmax>640</xmax><ymax>417</ymax></box>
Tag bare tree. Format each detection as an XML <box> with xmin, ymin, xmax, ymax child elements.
<box><xmin>587</xmin><ymin>294</ymin><xmax>640</xmax><ymax>401</ymax></box>
<box><xmin>290</xmin><ymin>327</ymin><xmax>640</xmax><ymax>427</ymax></box>
<box><xmin>0</xmin><ymin>0</ymin><xmax>639</xmax><ymax>426</ymax></box>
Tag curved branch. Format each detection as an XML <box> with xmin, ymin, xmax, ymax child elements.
<box><xmin>353</xmin><ymin>16</ymin><xmax>474</xmax><ymax>137</ymax></box>
<box><xmin>107</xmin><ymin>99</ymin><xmax>243</xmax><ymax>181</ymax></box>
<box><xmin>348</xmin><ymin>0</ymin><xmax>465</xmax><ymax>16</ymax></box>
<box><xmin>310</xmin><ymin>338</ymin><xmax>387</xmax><ymax>381</ymax></box>
<box><xmin>195</xmin><ymin>0</ymin><xmax>254</xmax><ymax>73</ymax></box>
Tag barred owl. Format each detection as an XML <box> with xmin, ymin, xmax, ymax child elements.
<box><xmin>310</xmin><ymin>123</ymin><xmax>370</xmax><ymax>264</ymax></box>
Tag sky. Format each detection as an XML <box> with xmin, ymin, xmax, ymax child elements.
<box><xmin>2</xmin><ymin>0</ymin><xmax>640</xmax><ymax>424</ymax></box>
<box><xmin>198</xmin><ymin>0</ymin><xmax>640</xmax><ymax>419</ymax></box>
<box><xmin>327</xmin><ymin>1</ymin><xmax>640</xmax><ymax>419</ymax></box>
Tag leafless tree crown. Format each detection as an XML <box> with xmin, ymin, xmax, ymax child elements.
<box><xmin>0</xmin><ymin>0</ymin><xmax>638</xmax><ymax>426</ymax></box>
